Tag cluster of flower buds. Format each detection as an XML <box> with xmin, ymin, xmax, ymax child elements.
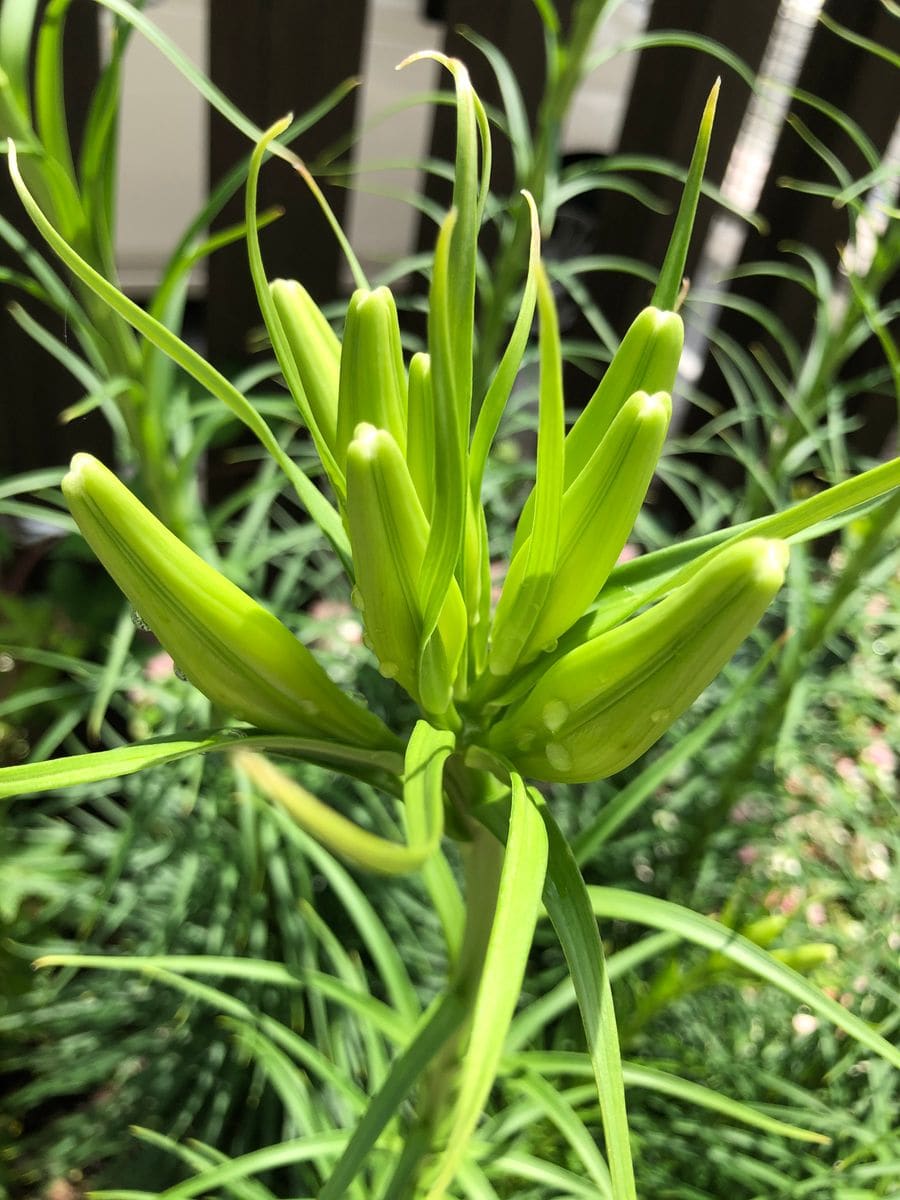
<box><xmin>62</xmin><ymin>454</ymin><xmax>397</xmax><ymax>752</ymax></box>
<box><xmin>54</xmin><ymin>63</ymin><xmax>789</xmax><ymax>788</ymax></box>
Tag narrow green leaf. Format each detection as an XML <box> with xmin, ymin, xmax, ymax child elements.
<box><xmin>589</xmin><ymin>31</ymin><xmax>755</xmax><ymax>89</ymax></box>
<box><xmin>488</xmin><ymin>262</ymin><xmax>565</xmax><ymax>677</ymax></box>
<box><xmin>86</xmin><ymin>604</ymin><xmax>135</xmax><ymax>742</ymax></box>
<box><xmin>652</xmin><ymin>78</ymin><xmax>719</xmax><ymax>310</ymax></box>
<box><xmin>621</xmin><ymin>1062</ymin><xmax>830</xmax><ymax>1145</ymax></box>
<box><xmin>0</xmin><ymin>210</ymin><xmax>94</xmax><ymax>336</ymax></box>
<box><xmin>507</xmin><ymin>1052</ymin><xmax>830</xmax><ymax>1144</ymax></box>
<box><xmin>512</xmin><ymin>1071</ymin><xmax>613</xmax><ymax>1197</ymax></box>
<box><xmin>402</xmin><ymin>722</ymin><xmax>463</xmax><ymax>959</ymax></box>
<box><xmin>7</xmin><ymin>299</ymin><xmax>101</xmax><ymax>390</ymax></box>
<box><xmin>150</xmin><ymin>1134</ymin><xmax>351</xmax><ymax>1200</ymax></box>
<box><xmin>263</xmin><ymin>805</ymin><xmax>420</xmax><ymax>1025</ymax></box>
<box><xmin>459</xmin><ymin>27</ymin><xmax>531</xmax><ymax>181</ymax></box>
<box><xmin>584</xmin><ymin>888</ymin><xmax>900</xmax><ymax>1069</ymax></box>
<box><xmin>234</xmin><ymin>748</ymin><xmax>442</xmax><ymax>876</ymax></box>
<box><xmin>320</xmin><ymin>991</ymin><xmax>467</xmax><ymax>1200</ymax></box>
<box><xmin>819</xmin><ymin>10</ymin><xmax>900</xmax><ymax>68</ymax></box>
<box><xmin>129</xmin><ymin>1125</ymin><xmax>279</xmax><ymax>1200</ymax></box>
<box><xmin>91</xmin><ymin>0</ymin><xmax>296</xmax><ymax>163</ymax></box>
<box><xmin>0</xmin><ymin>730</ymin><xmax>231</xmax><ymax>799</ymax></box>
<box><xmin>0</xmin><ymin>467</ymin><xmax>66</xmax><ymax>500</ymax></box>
<box><xmin>533</xmin><ymin>795</ymin><xmax>636</xmax><ymax>1200</ymax></box>
<box><xmin>426</xmin><ymin>775</ymin><xmax>548</xmax><ymax>1198</ymax></box>
<box><xmin>505</xmin><ymin>933</ymin><xmax>679</xmax><ymax>1054</ymax></box>
<box><xmin>485</xmin><ymin>1149</ymin><xmax>602</xmax><ymax>1198</ymax></box>
<box><xmin>6</xmin><ymin>140</ymin><xmax>352</xmax><ymax>569</ymax></box>
<box><xmin>0</xmin><ymin>729</ymin><xmax>403</xmax><ymax>801</ymax></box>
<box><xmin>34</xmin><ymin>0</ymin><xmax>78</xmax><ymax>193</ymax></box>
<box><xmin>33</xmin><ymin>953</ymin><xmax>408</xmax><ymax>1043</ymax></box>
<box><xmin>584</xmin><ymin>456</ymin><xmax>900</xmax><ymax>638</ymax></box>
<box><xmin>419</xmin><ymin>207</ymin><xmax>468</xmax><ymax>671</ymax></box>
<box><xmin>0</xmin><ymin>0</ymin><xmax>41</xmax><ymax>117</ymax></box>
<box><xmin>141</xmin><ymin>967</ymin><xmax>369</xmax><ymax>1113</ymax></box>
<box><xmin>469</xmin><ymin>191</ymin><xmax>540</xmax><ymax>496</ymax></box>
<box><xmin>246</xmin><ymin>116</ymin><xmax>345</xmax><ymax>495</ymax></box>
<box><xmin>33</xmin><ymin>952</ymin><xmax>309</xmax><ymax>989</ymax></box>
<box><xmin>407</xmin><ymin>52</ymin><xmax>489</xmax><ymax>672</ymax></box>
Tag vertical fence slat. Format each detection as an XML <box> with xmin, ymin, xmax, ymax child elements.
<box><xmin>206</xmin><ymin>1</ymin><xmax>368</xmax><ymax>370</ymax></box>
<box><xmin>0</xmin><ymin>0</ymin><xmax>105</xmax><ymax>476</ymax></box>
<box><xmin>586</xmin><ymin>0</ymin><xmax>781</xmax><ymax>330</ymax></box>
<box><xmin>693</xmin><ymin>0</ymin><xmax>900</xmax><ymax>458</ymax></box>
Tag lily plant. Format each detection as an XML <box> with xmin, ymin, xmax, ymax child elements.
<box><xmin>3</xmin><ymin>53</ymin><xmax>900</xmax><ymax>1200</ymax></box>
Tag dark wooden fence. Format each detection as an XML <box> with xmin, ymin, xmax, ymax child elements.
<box><xmin>1</xmin><ymin>0</ymin><xmax>896</xmax><ymax>477</ymax></box>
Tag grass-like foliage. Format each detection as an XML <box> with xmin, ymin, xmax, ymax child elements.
<box><xmin>1</xmin><ymin>1</ymin><xmax>898</xmax><ymax>1197</ymax></box>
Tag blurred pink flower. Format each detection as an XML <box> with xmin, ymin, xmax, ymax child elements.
<box><xmin>737</xmin><ymin>845</ymin><xmax>758</xmax><ymax>865</ymax></box>
<box><xmin>144</xmin><ymin>651</ymin><xmax>175</xmax><ymax>682</ymax></box>
<box><xmin>784</xmin><ymin>772</ymin><xmax>806</xmax><ymax>796</ymax></box>
<box><xmin>861</xmin><ymin>738</ymin><xmax>896</xmax><ymax>773</ymax></box>
<box><xmin>835</xmin><ymin>756</ymin><xmax>861</xmax><ymax>783</ymax></box>
<box><xmin>309</xmin><ymin>599</ymin><xmax>352</xmax><ymax>621</ymax></box>
<box><xmin>805</xmin><ymin>901</ymin><xmax>827</xmax><ymax>928</ymax></box>
<box><xmin>865</xmin><ymin>593</ymin><xmax>888</xmax><ymax>619</ymax></box>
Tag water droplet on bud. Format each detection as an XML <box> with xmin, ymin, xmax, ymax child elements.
<box><xmin>541</xmin><ymin>699</ymin><xmax>569</xmax><ymax>732</ymax></box>
<box><xmin>545</xmin><ymin>742</ymin><xmax>572</xmax><ymax>772</ymax></box>
<box><xmin>378</xmin><ymin>661</ymin><xmax>399</xmax><ymax>679</ymax></box>
<box><xmin>350</xmin><ymin>586</ymin><xmax>366</xmax><ymax>612</ymax></box>
<box><xmin>649</xmin><ymin>708</ymin><xmax>669</xmax><ymax>724</ymax></box>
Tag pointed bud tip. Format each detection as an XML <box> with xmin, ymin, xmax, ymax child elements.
<box><xmin>635</xmin><ymin>390</ymin><xmax>672</xmax><ymax>422</ymax></box>
<box><xmin>350</xmin><ymin>422</ymin><xmax>380</xmax><ymax>455</ymax></box>
<box><xmin>733</xmin><ymin>537</ymin><xmax>789</xmax><ymax>591</ymax></box>
<box><xmin>62</xmin><ymin>452</ymin><xmax>98</xmax><ymax>497</ymax></box>
<box><xmin>270</xmin><ymin>277</ymin><xmax>300</xmax><ymax>297</ymax></box>
<box><xmin>756</xmin><ymin>538</ymin><xmax>790</xmax><ymax>581</ymax></box>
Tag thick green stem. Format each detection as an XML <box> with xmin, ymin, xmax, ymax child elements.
<box><xmin>404</xmin><ymin>765</ymin><xmax>507</xmax><ymax>1197</ymax></box>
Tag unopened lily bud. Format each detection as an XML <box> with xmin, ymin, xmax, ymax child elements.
<box><xmin>512</xmin><ymin>307</ymin><xmax>683</xmax><ymax>556</ymax></box>
<box><xmin>489</xmin><ymin>538</ymin><xmax>789</xmax><ymax>782</ymax></box>
<box><xmin>269</xmin><ymin>279</ymin><xmax>341</xmax><ymax>453</ymax></box>
<box><xmin>406</xmin><ymin>351</ymin><xmax>435</xmax><ymax>518</ymax></box>
<box><xmin>62</xmin><ymin>454</ymin><xmax>395</xmax><ymax>749</ymax></box>
<box><xmin>336</xmin><ymin>287</ymin><xmax>408</xmax><ymax>470</ymax></box>
<box><xmin>771</xmin><ymin>943</ymin><xmax>837</xmax><ymax>973</ymax></box>
<box><xmin>740</xmin><ymin>914</ymin><xmax>790</xmax><ymax>948</ymax></box>
<box><xmin>490</xmin><ymin>390</ymin><xmax>671</xmax><ymax>675</ymax></box>
<box><xmin>345</xmin><ymin>424</ymin><xmax>466</xmax><ymax>714</ymax></box>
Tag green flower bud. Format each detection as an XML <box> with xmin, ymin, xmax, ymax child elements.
<box><xmin>771</xmin><ymin>943</ymin><xmax>837</xmax><ymax>973</ymax></box>
<box><xmin>345</xmin><ymin>424</ymin><xmax>466</xmax><ymax>714</ymax></box>
<box><xmin>567</xmin><ymin>307</ymin><xmax>682</xmax><ymax>483</ymax></box>
<box><xmin>490</xmin><ymin>390</ymin><xmax>671</xmax><ymax>675</ymax></box>
<box><xmin>336</xmin><ymin>287</ymin><xmax>408</xmax><ymax>471</ymax></box>
<box><xmin>512</xmin><ymin>307</ymin><xmax>683</xmax><ymax>556</ymax></box>
<box><xmin>488</xmin><ymin>538</ymin><xmax>789</xmax><ymax>782</ymax></box>
<box><xmin>62</xmin><ymin>454</ymin><xmax>395</xmax><ymax>749</ymax></box>
<box><xmin>406</xmin><ymin>351</ymin><xmax>435</xmax><ymax>518</ymax></box>
<box><xmin>269</xmin><ymin>278</ymin><xmax>341</xmax><ymax>453</ymax></box>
